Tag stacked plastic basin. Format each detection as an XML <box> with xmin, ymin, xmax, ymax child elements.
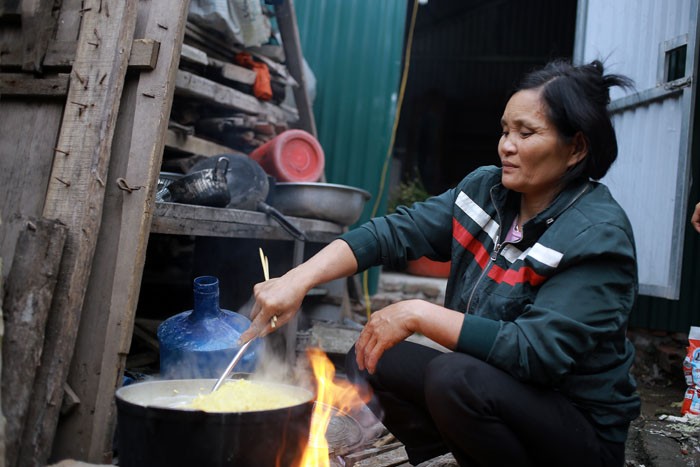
<box><xmin>249</xmin><ymin>129</ymin><xmax>325</xmax><ymax>182</ymax></box>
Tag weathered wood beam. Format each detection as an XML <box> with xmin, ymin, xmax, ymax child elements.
<box><xmin>151</xmin><ymin>202</ymin><xmax>342</xmax><ymax>243</ymax></box>
<box><xmin>275</xmin><ymin>0</ymin><xmax>317</xmax><ymax>137</ymax></box>
<box><xmin>51</xmin><ymin>0</ymin><xmax>191</xmax><ymax>462</ymax></box>
<box><xmin>1</xmin><ymin>218</ymin><xmax>67</xmax><ymax>467</ymax></box>
<box><xmin>0</xmin><ymin>40</ymin><xmax>159</xmax><ymax>97</ymax></box>
<box><xmin>0</xmin><ymin>73</ymin><xmax>68</xmax><ymax>96</ymax></box>
<box><xmin>18</xmin><ymin>0</ymin><xmax>139</xmax><ymax>464</ymax></box>
<box><xmin>1</xmin><ymin>37</ymin><xmax>160</xmax><ymax>71</ymax></box>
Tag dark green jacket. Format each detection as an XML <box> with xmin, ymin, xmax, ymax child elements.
<box><xmin>342</xmin><ymin>166</ymin><xmax>640</xmax><ymax>443</ymax></box>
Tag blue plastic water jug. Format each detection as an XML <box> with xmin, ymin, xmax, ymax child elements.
<box><xmin>157</xmin><ymin>276</ymin><xmax>259</xmax><ymax>379</ymax></box>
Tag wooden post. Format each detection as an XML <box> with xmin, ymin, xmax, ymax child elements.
<box><xmin>275</xmin><ymin>0</ymin><xmax>318</xmax><ymax>139</ymax></box>
<box><xmin>51</xmin><ymin>0</ymin><xmax>192</xmax><ymax>462</ymax></box>
<box><xmin>1</xmin><ymin>219</ymin><xmax>67</xmax><ymax>467</ymax></box>
<box><xmin>18</xmin><ymin>0</ymin><xmax>139</xmax><ymax>464</ymax></box>
<box><xmin>0</xmin><ymin>213</ymin><xmax>6</xmax><ymax>467</ymax></box>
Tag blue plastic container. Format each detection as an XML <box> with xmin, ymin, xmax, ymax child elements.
<box><xmin>157</xmin><ymin>276</ymin><xmax>259</xmax><ymax>379</ymax></box>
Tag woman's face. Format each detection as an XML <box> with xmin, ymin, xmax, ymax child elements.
<box><xmin>498</xmin><ymin>89</ymin><xmax>584</xmax><ymax>206</ymax></box>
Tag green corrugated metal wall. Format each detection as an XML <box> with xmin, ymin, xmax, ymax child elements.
<box><xmin>294</xmin><ymin>0</ymin><xmax>408</xmax><ymax>293</ymax></box>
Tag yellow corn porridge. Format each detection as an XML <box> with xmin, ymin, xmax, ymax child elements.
<box><xmin>187</xmin><ymin>379</ymin><xmax>306</xmax><ymax>412</ymax></box>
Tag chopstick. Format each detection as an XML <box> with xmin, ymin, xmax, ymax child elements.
<box><xmin>258</xmin><ymin>248</ymin><xmax>277</xmax><ymax>328</ymax></box>
<box><xmin>259</xmin><ymin>247</ymin><xmax>269</xmax><ymax>281</ymax></box>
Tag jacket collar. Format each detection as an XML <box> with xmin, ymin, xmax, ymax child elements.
<box><xmin>489</xmin><ymin>174</ymin><xmax>592</xmax><ymax>242</ymax></box>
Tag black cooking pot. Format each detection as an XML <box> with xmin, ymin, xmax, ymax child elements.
<box><xmin>115</xmin><ymin>379</ymin><xmax>314</xmax><ymax>467</ymax></box>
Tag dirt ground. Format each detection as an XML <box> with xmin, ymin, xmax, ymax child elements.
<box><xmin>625</xmin><ymin>377</ymin><xmax>700</xmax><ymax>467</ymax></box>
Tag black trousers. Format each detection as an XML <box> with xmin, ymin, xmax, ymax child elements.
<box><xmin>345</xmin><ymin>341</ymin><xmax>626</xmax><ymax>467</ymax></box>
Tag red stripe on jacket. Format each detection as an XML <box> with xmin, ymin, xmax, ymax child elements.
<box><xmin>488</xmin><ymin>264</ymin><xmax>547</xmax><ymax>286</ymax></box>
<box><xmin>453</xmin><ymin>218</ymin><xmax>490</xmax><ymax>268</ymax></box>
<box><xmin>452</xmin><ymin>218</ymin><xmax>547</xmax><ymax>287</ymax></box>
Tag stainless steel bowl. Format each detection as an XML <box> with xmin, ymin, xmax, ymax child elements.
<box><xmin>270</xmin><ymin>182</ymin><xmax>371</xmax><ymax>226</ymax></box>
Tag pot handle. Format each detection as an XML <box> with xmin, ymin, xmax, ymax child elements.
<box><xmin>257</xmin><ymin>202</ymin><xmax>307</xmax><ymax>242</ymax></box>
<box><xmin>214</xmin><ymin>156</ymin><xmax>230</xmax><ymax>181</ymax></box>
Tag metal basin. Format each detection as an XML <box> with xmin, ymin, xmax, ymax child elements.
<box><xmin>269</xmin><ymin>182</ymin><xmax>371</xmax><ymax>226</ymax></box>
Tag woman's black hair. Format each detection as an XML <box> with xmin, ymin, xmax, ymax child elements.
<box><xmin>514</xmin><ymin>59</ymin><xmax>634</xmax><ymax>184</ymax></box>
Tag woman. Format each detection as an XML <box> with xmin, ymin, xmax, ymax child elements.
<box><xmin>240</xmin><ymin>60</ymin><xmax>640</xmax><ymax>467</ymax></box>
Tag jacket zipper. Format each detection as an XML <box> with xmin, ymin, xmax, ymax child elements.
<box><xmin>465</xmin><ymin>187</ymin><xmax>503</xmax><ymax>314</ymax></box>
<box><xmin>465</xmin><ymin>235</ymin><xmax>501</xmax><ymax>314</ymax></box>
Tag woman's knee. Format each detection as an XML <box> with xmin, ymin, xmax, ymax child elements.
<box><xmin>424</xmin><ymin>353</ymin><xmax>497</xmax><ymax>419</ymax></box>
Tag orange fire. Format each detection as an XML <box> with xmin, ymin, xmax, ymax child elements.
<box><xmin>298</xmin><ymin>347</ymin><xmax>370</xmax><ymax>467</ymax></box>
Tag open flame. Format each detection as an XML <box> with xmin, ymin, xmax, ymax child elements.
<box><xmin>299</xmin><ymin>347</ymin><xmax>370</xmax><ymax>467</ymax></box>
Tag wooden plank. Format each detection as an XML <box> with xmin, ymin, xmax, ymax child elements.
<box><xmin>0</xmin><ymin>239</ymin><xmax>5</xmax><ymax>467</ymax></box>
<box><xmin>343</xmin><ymin>443</ymin><xmax>404</xmax><ymax>467</ymax></box>
<box><xmin>351</xmin><ymin>446</ymin><xmax>409</xmax><ymax>467</ymax></box>
<box><xmin>51</xmin><ymin>0</ymin><xmax>192</xmax><ymax>462</ymax></box>
<box><xmin>129</xmin><ymin>38</ymin><xmax>159</xmax><ymax>70</ymax></box>
<box><xmin>175</xmin><ymin>69</ymin><xmax>291</xmax><ymax>123</ymax></box>
<box><xmin>54</xmin><ymin>0</ymin><xmax>81</xmax><ymax>41</ymax></box>
<box><xmin>165</xmin><ymin>128</ymin><xmax>238</xmax><ymax>156</ymax></box>
<box><xmin>0</xmin><ymin>100</ymin><xmax>65</xmax><ymax>284</ymax></box>
<box><xmin>175</xmin><ymin>68</ymin><xmax>261</xmax><ymax>114</ymax></box>
<box><xmin>4</xmin><ymin>39</ymin><xmax>160</xmax><ymax>70</ymax></box>
<box><xmin>0</xmin><ymin>72</ymin><xmax>68</xmax><ymax>96</ymax></box>
<box><xmin>180</xmin><ymin>43</ymin><xmax>208</xmax><ymax>66</ymax></box>
<box><xmin>209</xmin><ymin>56</ymin><xmax>256</xmax><ymax>85</ymax></box>
<box><xmin>20</xmin><ymin>0</ymin><xmax>58</xmax><ymax>72</ymax></box>
<box><xmin>1</xmin><ymin>219</ymin><xmax>67</xmax><ymax>467</ymax></box>
<box><xmin>150</xmin><ymin>202</ymin><xmax>343</xmax><ymax>243</ymax></box>
<box><xmin>18</xmin><ymin>0</ymin><xmax>139</xmax><ymax>464</ymax></box>
<box><xmin>275</xmin><ymin>0</ymin><xmax>317</xmax><ymax>138</ymax></box>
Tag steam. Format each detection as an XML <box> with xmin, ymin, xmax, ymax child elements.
<box><xmin>247</xmin><ymin>340</ymin><xmax>316</xmax><ymax>394</ymax></box>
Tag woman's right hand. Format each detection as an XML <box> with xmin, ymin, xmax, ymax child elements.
<box><xmin>238</xmin><ymin>239</ymin><xmax>359</xmax><ymax>344</ymax></box>
<box><xmin>239</xmin><ymin>272</ymin><xmax>308</xmax><ymax>342</ymax></box>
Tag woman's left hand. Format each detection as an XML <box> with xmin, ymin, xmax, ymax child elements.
<box><xmin>355</xmin><ymin>300</ymin><xmax>464</xmax><ymax>374</ymax></box>
<box><xmin>355</xmin><ymin>300</ymin><xmax>420</xmax><ymax>374</ymax></box>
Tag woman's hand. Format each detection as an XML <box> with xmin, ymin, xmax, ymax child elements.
<box><xmin>355</xmin><ymin>300</ymin><xmax>422</xmax><ymax>374</ymax></box>
<box><xmin>692</xmin><ymin>201</ymin><xmax>700</xmax><ymax>233</ymax></box>
<box><xmin>238</xmin><ymin>239</ymin><xmax>359</xmax><ymax>344</ymax></box>
<box><xmin>239</xmin><ymin>273</ymin><xmax>308</xmax><ymax>343</ymax></box>
<box><xmin>355</xmin><ymin>300</ymin><xmax>465</xmax><ymax>373</ymax></box>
